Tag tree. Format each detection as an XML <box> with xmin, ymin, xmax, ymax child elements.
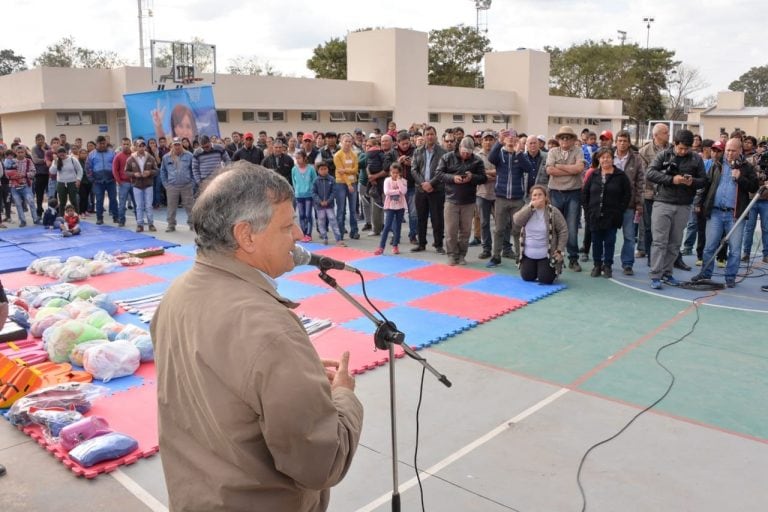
<box><xmin>227</xmin><ymin>55</ymin><xmax>281</xmax><ymax>76</ymax></box>
<box><xmin>34</xmin><ymin>36</ymin><xmax>125</xmax><ymax>69</ymax></box>
<box><xmin>729</xmin><ymin>65</ymin><xmax>768</xmax><ymax>106</ymax></box>
<box><xmin>547</xmin><ymin>40</ymin><xmax>677</xmax><ymax>141</ymax></box>
<box><xmin>306</xmin><ymin>37</ymin><xmax>347</xmax><ymax>80</ymax></box>
<box><xmin>665</xmin><ymin>64</ymin><xmax>709</xmax><ymax>120</ymax></box>
<box><xmin>0</xmin><ymin>49</ymin><xmax>27</xmax><ymax>75</ymax></box>
<box><xmin>428</xmin><ymin>25</ymin><xmax>491</xmax><ymax>87</ymax></box>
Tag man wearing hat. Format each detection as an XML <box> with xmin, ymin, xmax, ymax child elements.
<box><xmin>192</xmin><ymin>135</ymin><xmax>231</xmax><ymax>194</ymax></box>
<box><xmin>300</xmin><ymin>132</ymin><xmax>319</xmax><ymax>163</ymax></box>
<box><xmin>233</xmin><ymin>132</ymin><xmax>265</xmax><ymax>165</ymax></box>
<box><xmin>599</xmin><ymin>130</ymin><xmax>614</xmax><ymax>149</ymax></box>
<box><xmin>160</xmin><ymin>137</ymin><xmax>196</xmax><ymax>232</ymax></box>
<box><xmin>546</xmin><ymin>126</ymin><xmax>585</xmax><ymax>271</ymax></box>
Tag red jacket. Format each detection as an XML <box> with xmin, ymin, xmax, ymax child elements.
<box><xmin>112</xmin><ymin>150</ymin><xmax>132</xmax><ymax>183</ymax></box>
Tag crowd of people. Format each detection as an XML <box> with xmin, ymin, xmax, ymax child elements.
<box><xmin>1</xmin><ymin>121</ymin><xmax>766</xmax><ymax>290</ymax></box>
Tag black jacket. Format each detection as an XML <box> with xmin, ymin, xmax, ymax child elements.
<box><xmin>646</xmin><ymin>148</ymin><xmax>706</xmax><ymax>205</ymax></box>
<box><xmin>232</xmin><ymin>145</ymin><xmax>264</xmax><ymax>165</ymax></box>
<box><xmin>434</xmin><ymin>152</ymin><xmax>487</xmax><ymax>205</ymax></box>
<box><xmin>582</xmin><ymin>167</ymin><xmax>632</xmax><ymax>230</ymax></box>
<box><xmin>262</xmin><ymin>154</ymin><xmax>294</xmax><ymax>186</ymax></box>
<box><xmin>411</xmin><ymin>144</ymin><xmax>446</xmax><ymax>193</ymax></box>
<box><xmin>701</xmin><ymin>158</ymin><xmax>759</xmax><ymax>219</ymax></box>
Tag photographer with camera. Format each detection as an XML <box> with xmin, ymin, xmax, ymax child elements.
<box><xmin>691</xmin><ymin>138</ymin><xmax>759</xmax><ymax>288</ymax></box>
<box><xmin>741</xmin><ymin>140</ymin><xmax>768</xmax><ymax>263</ymax></box>
<box><xmin>645</xmin><ymin>130</ymin><xmax>707</xmax><ymax>289</ymax></box>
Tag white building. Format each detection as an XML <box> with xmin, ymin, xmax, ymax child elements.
<box><xmin>0</xmin><ymin>28</ymin><xmax>626</xmax><ymax>144</ymax></box>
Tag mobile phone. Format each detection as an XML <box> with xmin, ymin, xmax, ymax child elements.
<box><xmin>683</xmin><ymin>174</ymin><xmax>692</xmax><ymax>179</ymax></box>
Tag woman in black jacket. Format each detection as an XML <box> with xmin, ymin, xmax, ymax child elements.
<box><xmin>582</xmin><ymin>148</ymin><xmax>631</xmax><ymax>278</ymax></box>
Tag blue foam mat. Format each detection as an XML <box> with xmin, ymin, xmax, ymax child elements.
<box><xmin>166</xmin><ymin>245</ymin><xmax>198</xmax><ymax>258</ymax></box>
<box><xmin>341</xmin><ymin>306</ymin><xmax>478</xmax><ymax>349</ymax></box>
<box><xmin>344</xmin><ymin>275</ymin><xmax>447</xmax><ymax>304</ymax></box>
<box><xmin>274</xmin><ymin>279</ymin><xmax>328</xmax><ymax>302</ymax></box>
<box><xmin>141</xmin><ymin>260</ymin><xmax>195</xmax><ymax>280</ymax></box>
<box><xmin>462</xmin><ymin>274</ymin><xmax>566</xmax><ymax>302</ymax></box>
<box><xmin>108</xmin><ymin>282</ymin><xmax>171</xmax><ymax>301</ymax></box>
<box><xmin>351</xmin><ymin>255</ymin><xmax>432</xmax><ymax>275</ymax></box>
<box><xmin>113</xmin><ymin>312</ymin><xmax>152</xmax><ymax>329</ymax></box>
<box><xmin>0</xmin><ymin>246</ymin><xmax>37</xmax><ymax>273</ymax></box>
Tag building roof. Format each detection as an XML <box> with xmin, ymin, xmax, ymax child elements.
<box><xmin>704</xmin><ymin>107</ymin><xmax>768</xmax><ymax>117</ymax></box>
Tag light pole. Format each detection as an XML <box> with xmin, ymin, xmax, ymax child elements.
<box><xmin>617</xmin><ymin>30</ymin><xmax>627</xmax><ymax>45</ymax></box>
<box><xmin>474</xmin><ymin>0</ymin><xmax>492</xmax><ymax>33</ymax></box>
<box><xmin>643</xmin><ymin>16</ymin><xmax>655</xmax><ymax>49</ymax></box>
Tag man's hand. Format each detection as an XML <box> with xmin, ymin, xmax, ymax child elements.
<box><xmin>421</xmin><ymin>182</ymin><xmax>433</xmax><ymax>193</ymax></box>
<box><xmin>331</xmin><ymin>351</ymin><xmax>355</xmax><ymax>391</ymax></box>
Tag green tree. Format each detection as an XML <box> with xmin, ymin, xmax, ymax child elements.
<box><xmin>227</xmin><ymin>55</ymin><xmax>281</xmax><ymax>76</ymax></box>
<box><xmin>0</xmin><ymin>49</ymin><xmax>27</xmax><ymax>75</ymax></box>
<box><xmin>729</xmin><ymin>65</ymin><xmax>768</xmax><ymax>106</ymax></box>
<box><xmin>307</xmin><ymin>37</ymin><xmax>347</xmax><ymax>80</ymax></box>
<box><xmin>34</xmin><ymin>36</ymin><xmax>125</xmax><ymax>69</ymax></box>
<box><xmin>547</xmin><ymin>40</ymin><xmax>676</xmax><ymax>139</ymax></box>
<box><xmin>428</xmin><ymin>25</ymin><xmax>491</xmax><ymax>87</ymax></box>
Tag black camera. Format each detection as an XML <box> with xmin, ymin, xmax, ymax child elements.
<box><xmin>662</xmin><ymin>159</ymin><xmax>679</xmax><ymax>176</ymax></box>
<box><xmin>758</xmin><ymin>151</ymin><xmax>768</xmax><ymax>171</ymax></box>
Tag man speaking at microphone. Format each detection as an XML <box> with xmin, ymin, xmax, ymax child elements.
<box><xmin>151</xmin><ymin>161</ymin><xmax>363</xmax><ymax>511</ymax></box>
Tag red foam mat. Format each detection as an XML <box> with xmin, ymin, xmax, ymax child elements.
<box><xmin>84</xmin><ymin>270</ymin><xmax>166</xmax><ymax>292</ymax></box>
<box><xmin>288</xmin><ymin>268</ymin><xmax>384</xmax><ymax>287</ymax></box>
<box><xmin>22</xmin><ymin>380</ymin><xmax>159</xmax><ymax>478</ymax></box>
<box><xmin>312</xmin><ymin>246</ymin><xmax>373</xmax><ymax>262</ymax></box>
<box><xmin>129</xmin><ymin>252</ymin><xmax>190</xmax><ymax>268</ymax></box>
<box><xmin>408</xmin><ymin>289</ymin><xmax>527</xmax><ymax>322</ymax></box>
<box><xmin>398</xmin><ymin>264</ymin><xmax>493</xmax><ymax>287</ymax></box>
<box><xmin>296</xmin><ymin>291</ymin><xmax>394</xmax><ymax>324</ymax></box>
<box><xmin>1</xmin><ymin>270</ymin><xmax>57</xmax><ymax>291</ymax></box>
<box><xmin>311</xmin><ymin>326</ymin><xmax>404</xmax><ymax>374</ymax></box>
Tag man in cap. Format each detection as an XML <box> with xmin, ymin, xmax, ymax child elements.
<box><xmin>233</xmin><ymin>132</ymin><xmax>265</xmax><ymax>165</ymax></box>
<box><xmin>599</xmin><ymin>130</ymin><xmax>614</xmax><ymax>149</ymax></box>
<box><xmin>546</xmin><ymin>126</ymin><xmax>585</xmax><ymax>271</ymax></box>
<box><xmin>160</xmin><ymin>137</ymin><xmax>195</xmax><ymax>232</ymax></box>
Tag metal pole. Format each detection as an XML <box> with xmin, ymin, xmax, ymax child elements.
<box><xmin>137</xmin><ymin>0</ymin><xmax>144</xmax><ymax>67</ymax></box>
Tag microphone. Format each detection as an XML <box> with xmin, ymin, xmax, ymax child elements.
<box><xmin>292</xmin><ymin>244</ymin><xmax>359</xmax><ymax>273</ymax></box>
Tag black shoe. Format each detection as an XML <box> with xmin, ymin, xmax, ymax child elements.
<box><xmin>435</xmin><ymin>247</ymin><xmax>446</xmax><ymax>254</ymax></box>
<box><xmin>602</xmin><ymin>265</ymin><xmax>612</xmax><ymax>278</ymax></box>
<box><xmin>486</xmin><ymin>257</ymin><xmax>501</xmax><ymax>268</ymax></box>
<box><xmin>411</xmin><ymin>246</ymin><xmax>426</xmax><ymax>252</ymax></box>
<box><xmin>761</xmin><ymin>285</ymin><xmax>768</xmax><ymax>292</ymax></box>
<box><xmin>674</xmin><ymin>258</ymin><xmax>691</xmax><ymax>271</ymax></box>
<box><xmin>501</xmin><ymin>250</ymin><xmax>514</xmax><ymax>259</ymax></box>
<box><xmin>568</xmin><ymin>260</ymin><xmax>582</xmax><ymax>272</ymax></box>
<box><xmin>690</xmin><ymin>273</ymin><xmax>708</xmax><ymax>283</ymax></box>
<box><xmin>96</xmin><ymin>219</ymin><xmax>104</xmax><ymax>225</ymax></box>
<box><xmin>725</xmin><ymin>280</ymin><xmax>736</xmax><ymax>288</ymax></box>
<box><xmin>0</xmin><ymin>462</ymin><xmax>5</xmax><ymax>476</ymax></box>
<box><xmin>590</xmin><ymin>265</ymin><xmax>601</xmax><ymax>277</ymax></box>
<box><xmin>622</xmin><ymin>266</ymin><xmax>634</xmax><ymax>276</ymax></box>
<box><xmin>350</xmin><ymin>233</ymin><xmax>360</xmax><ymax>240</ymax></box>
<box><xmin>469</xmin><ymin>238</ymin><xmax>481</xmax><ymax>247</ymax></box>
<box><xmin>478</xmin><ymin>250</ymin><xmax>492</xmax><ymax>259</ymax></box>
<box><xmin>362</xmin><ymin>223</ymin><xmax>372</xmax><ymax>231</ymax></box>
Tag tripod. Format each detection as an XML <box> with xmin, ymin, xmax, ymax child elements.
<box><xmin>315</xmin><ymin>270</ymin><xmax>452</xmax><ymax>512</ymax></box>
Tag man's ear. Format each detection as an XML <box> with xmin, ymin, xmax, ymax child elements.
<box><xmin>232</xmin><ymin>221</ymin><xmax>256</xmax><ymax>253</ymax></box>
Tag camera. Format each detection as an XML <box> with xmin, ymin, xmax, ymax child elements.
<box><xmin>662</xmin><ymin>159</ymin><xmax>679</xmax><ymax>176</ymax></box>
<box><xmin>758</xmin><ymin>151</ymin><xmax>768</xmax><ymax>171</ymax></box>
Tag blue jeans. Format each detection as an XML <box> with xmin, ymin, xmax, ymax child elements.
<box><xmin>620</xmin><ymin>209</ymin><xmax>637</xmax><ymax>268</ymax></box>
<box><xmin>316</xmin><ymin>207</ymin><xmax>341</xmax><ymax>241</ymax></box>
<box><xmin>93</xmin><ymin>181</ymin><xmax>118</xmax><ymax>221</ymax></box>
<box><xmin>296</xmin><ymin>197</ymin><xmax>314</xmax><ymax>236</ymax></box>
<box><xmin>742</xmin><ymin>199</ymin><xmax>768</xmax><ymax>257</ymax></box>
<box><xmin>47</xmin><ymin>178</ymin><xmax>58</xmax><ymax>200</ymax></box>
<box><xmin>10</xmin><ymin>185</ymin><xmax>39</xmax><ymax>225</ymax></box>
<box><xmin>700</xmin><ymin>209</ymin><xmax>745</xmax><ymax>281</ymax></box>
<box><xmin>682</xmin><ymin>205</ymin><xmax>698</xmax><ymax>251</ymax></box>
<box><xmin>380</xmin><ymin>208</ymin><xmax>405</xmax><ymax>248</ymax></box>
<box><xmin>591</xmin><ymin>228</ymin><xmax>618</xmax><ymax>266</ymax></box>
<box><xmin>153</xmin><ymin>174</ymin><xmax>164</xmax><ymax>207</ymax></box>
<box><xmin>334</xmin><ymin>183</ymin><xmax>358</xmax><ymax>238</ymax></box>
<box><xmin>117</xmin><ymin>182</ymin><xmax>133</xmax><ymax>224</ymax></box>
<box><xmin>133</xmin><ymin>186</ymin><xmax>154</xmax><ymax>226</ymax></box>
<box><xmin>476</xmin><ymin>196</ymin><xmax>494</xmax><ymax>252</ymax></box>
<box><xmin>406</xmin><ymin>188</ymin><xmax>417</xmax><ymax>241</ymax></box>
<box><xmin>549</xmin><ymin>189</ymin><xmax>581</xmax><ymax>260</ymax></box>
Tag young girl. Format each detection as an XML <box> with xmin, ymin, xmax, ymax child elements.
<box><xmin>61</xmin><ymin>204</ymin><xmax>81</xmax><ymax>237</ymax></box>
<box><xmin>291</xmin><ymin>150</ymin><xmax>317</xmax><ymax>242</ymax></box>
<box><xmin>375</xmin><ymin>162</ymin><xmax>408</xmax><ymax>255</ymax></box>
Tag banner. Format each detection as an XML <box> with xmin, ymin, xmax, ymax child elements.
<box><xmin>123</xmin><ymin>86</ymin><xmax>220</xmax><ymax>143</ymax></box>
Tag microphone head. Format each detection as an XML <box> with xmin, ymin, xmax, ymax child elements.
<box><xmin>292</xmin><ymin>244</ymin><xmax>311</xmax><ymax>266</ymax></box>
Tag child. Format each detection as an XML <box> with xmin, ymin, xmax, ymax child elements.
<box><xmin>291</xmin><ymin>150</ymin><xmax>317</xmax><ymax>242</ymax></box>
<box><xmin>61</xmin><ymin>204</ymin><xmax>81</xmax><ymax>237</ymax></box>
<box><xmin>42</xmin><ymin>198</ymin><xmax>60</xmax><ymax>229</ymax></box>
<box><xmin>312</xmin><ymin>162</ymin><xmax>345</xmax><ymax>246</ymax></box>
<box><xmin>375</xmin><ymin>162</ymin><xmax>408</xmax><ymax>255</ymax></box>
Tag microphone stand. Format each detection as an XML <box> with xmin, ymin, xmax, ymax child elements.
<box><xmin>315</xmin><ymin>270</ymin><xmax>452</xmax><ymax>512</ymax></box>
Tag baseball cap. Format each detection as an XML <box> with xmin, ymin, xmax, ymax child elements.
<box><xmin>56</xmin><ymin>146</ymin><xmax>67</xmax><ymax>153</ymax></box>
<box><xmin>243</xmin><ymin>132</ymin><xmax>254</xmax><ymax>140</ymax></box>
<box><xmin>474</xmin><ymin>130</ymin><xmax>483</xmax><ymax>138</ymax></box>
<box><xmin>537</xmin><ymin>134</ymin><xmax>547</xmax><ymax>143</ymax></box>
<box><xmin>711</xmin><ymin>141</ymin><xmax>725</xmax><ymax>152</ymax></box>
<box><xmin>171</xmin><ymin>137</ymin><xmax>182</xmax><ymax>145</ymax></box>
<box><xmin>481</xmin><ymin>131</ymin><xmax>495</xmax><ymax>139</ymax></box>
<box><xmin>599</xmin><ymin>130</ymin><xmax>614</xmax><ymax>140</ymax></box>
<box><xmin>353</xmin><ymin>128</ymin><xmax>363</xmax><ymax>134</ymax></box>
<box><xmin>302</xmin><ymin>133</ymin><xmax>314</xmax><ymax>142</ymax></box>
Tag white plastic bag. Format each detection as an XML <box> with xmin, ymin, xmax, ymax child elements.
<box><xmin>83</xmin><ymin>341</ymin><xmax>141</xmax><ymax>382</ymax></box>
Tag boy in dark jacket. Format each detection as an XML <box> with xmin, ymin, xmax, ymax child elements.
<box><xmin>312</xmin><ymin>162</ymin><xmax>344</xmax><ymax>246</ymax></box>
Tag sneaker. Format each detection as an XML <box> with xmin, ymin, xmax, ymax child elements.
<box><xmin>635</xmin><ymin>250</ymin><xmax>646</xmax><ymax>258</ymax></box>
<box><xmin>165</xmin><ymin>226</ymin><xmax>176</xmax><ymax>232</ymax></box>
<box><xmin>580</xmin><ymin>252</ymin><xmax>589</xmax><ymax>262</ymax></box>
<box><xmin>411</xmin><ymin>246</ymin><xmax>426</xmax><ymax>252</ymax></box>
<box><xmin>62</xmin><ymin>231</ymin><xmax>72</xmax><ymax>238</ymax></box>
<box><xmin>681</xmin><ymin>248</ymin><xmax>693</xmax><ymax>256</ymax></box>
<box><xmin>336</xmin><ymin>240</ymin><xmax>347</xmax><ymax>247</ymax></box>
<box><xmin>761</xmin><ymin>284</ymin><xmax>768</xmax><ymax>292</ymax></box>
<box><xmin>590</xmin><ymin>266</ymin><xmax>601</xmax><ymax>277</ymax></box>
<box><xmin>741</xmin><ymin>254</ymin><xmax>749</xmax><ymax>262</ymax></box>
<box><xmin>478</xmin><ymin>250</ymin><xmax>492</xmax><ymax>259</ymax></box>
<box><xmin>690</xmin><ymin>273</ymin><xmax>709</xmax><ymax>282</ymax></box>
<box><xmin>448</xmin><ymin>258</ymin><xmax>459</xmax><ymax>266</ymax></box>
<box><xmin>435</xmin><ymin>247</ymin><xmax>446</xmax><ymax>254</ymax></box>
<box><xmin>568</xmin><ymin>260</ymin><xmax>582</xmax><ymax>272</ymax></box>
<box><xmin>725</xmin><ymin>279</ymin><xmax>736</xmax><ymax>288</ymax></box>
<box><xmin>136</xmin><ymin>225</ymin><xmax>144</xmax><ymax>232</ymax></box>
<box><xmin>409</xmin><ymin>238</ymin><xmax>418</xmax><ymax>245</ymax></box>
<box><xmin>374</xmin><ymin>247</ymin><xmax>384</xmax><ymax>255</ymax></box>
<box><xmin>33</xmin><ymin>219</ymin><xmax>42</xmax><ymax>225</ymax></box>
<box><xmin>469</xmin><ymin>238</ymin><xmax>481</xmax><ymax>247</ymax></box>
<box><xmin>650</xmin><ymin>279</ymin><xmax>662</xmax><ymax>289</ymax></box>
<box><xmin>118</xmin><ymin>222</ymin><xmax>125</xmax><ymax>227</ymax></box>
<box><xmin>392</xmin><ymin>246</ymin><xmax>400</xmax><ymax>255</ymax></box>
<box><xmin>622</xmin><ymin>266</ymin><xmax>634</xmax><ymax>276</ymax></box>
<box><xmin>96</xmin><ymin>219</ymin><xmax>103</xmax><ymax>225</ymax></box>
<box><xmin>661</xmin><ymin>274</ymin><xmax>680</xmax><ymax>286</ymax></box>
<box><xmin>322</xmin><ymin>237</ymin><xmax>328</xmax><ymax>245</ymax></box>
<box><xmin>302</xmin><ymin>235</ymin><xmax>311</xmax><ymax>242</ymax></box>
<box><xmin>486</xmin><ymin>257</ymin><xmax>501</xmax><ymax>268</ymax></box>
<box><xmin>362</xmin><ymin>223</ymin><xmax>372</xmax><ymax>231</ymax></box>
<box><xmin>19</xmin><ymin>222</ymin><xmax>27</xmax><ymax>228</ymax></box>
<box><xmin>602</xmin><ymin>265</ymin><xmax>612</xmax><ymax>278</ymax></box>
<box><xmin>350</xmin><ymin>233</ymin><xmax>360</xmax><ymax>240</ymax></box>
<box><xmin>716</xmin><ymin>260</ymin><xmax>726</xmax><ymax>268</ymax></box>
<box><xmin>502</xmin><ymin>250</ymin><xmax>514</xmax><ymax>259</ymax></box>
<box><xmin>695</xmin><ymin>259</ymin><xmax>703</xmax><ymax>266</ymax></box>
<box><xmin>148</xmin><ymin>225</ymin><xmax>157</xmax><ymax>232</ymax></box>
<box><xmin>458</xmin><ymin>257</ymin><xmax>467</xmax><ymax>265</ymax></box>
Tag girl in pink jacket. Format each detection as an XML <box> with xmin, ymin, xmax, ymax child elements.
<box><xmin>375</xmin><ymin>162</ymin><xmax>408</xmax><ymax>255</ymax></box>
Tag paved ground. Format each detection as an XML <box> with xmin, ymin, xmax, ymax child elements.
<box><xmin>1</xmin><ymin>207</ymin><xmax>766</xmax><ymax>511</ymax></box>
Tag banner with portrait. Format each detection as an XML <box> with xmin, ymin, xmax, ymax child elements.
<box><xmin>123</xmin><ymin>86</ymin><xmax>220</xmax><ymax>143</ymax></box>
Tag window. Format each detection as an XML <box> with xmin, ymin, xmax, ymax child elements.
<box><xmin>428</xmin><ymin>113</ymin><xmax>439</xmax><ymax>123</ymax></box>
<box><xmin>55</xmin><ymin>112</ymin><xmax>81</xmax><ymax>126</ymax></box>
<box><xmin>216</xmin><ymin>110</ymin><xmax>229</xmax><ymax>123</ymax></box>
<box><xmin>355</xmin><ymin>112</ymin><xmax>372</xmax><ymax>122</ymax></box>
<box><xmin>242</xmin><ymin>111</ymin><xmax>255</xmax><ymax>122</ymax></box>
<box><xmin>301</xmin><ymin>111</ymin><xmax>318</xmax><ymax>122</ymax></box>
<box><xmin>452</xmin><ymin>113</ymin><xmax>465</xmax><ymax>123</ymax></box>
<box><xmin>492</xmin><ymin>114</ymin><xmax>506</xmax><ymax>124</ymax></box>
<box><xmin>81</xmin><ymin>110</ymin><xmax>108</xmax><ymax>125</ymax></box>
<box><xmin>330</xmin><ymin>111</ymin><xmax>346</xmax><ymax>122</ymax></box>
<box><xmin>271</xmin><ymin>111</ymin><xmax>285</xmax><ymax>122</ymax></box>
<box><xmin>257</xmin><ymin>111</ymin><xmax>270</xmax><ymax>122</ymax></box>
<box><xmin>472</xmin><ymin>114</ymin><xmax>486</xmax><ymax>123</ymax></box>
